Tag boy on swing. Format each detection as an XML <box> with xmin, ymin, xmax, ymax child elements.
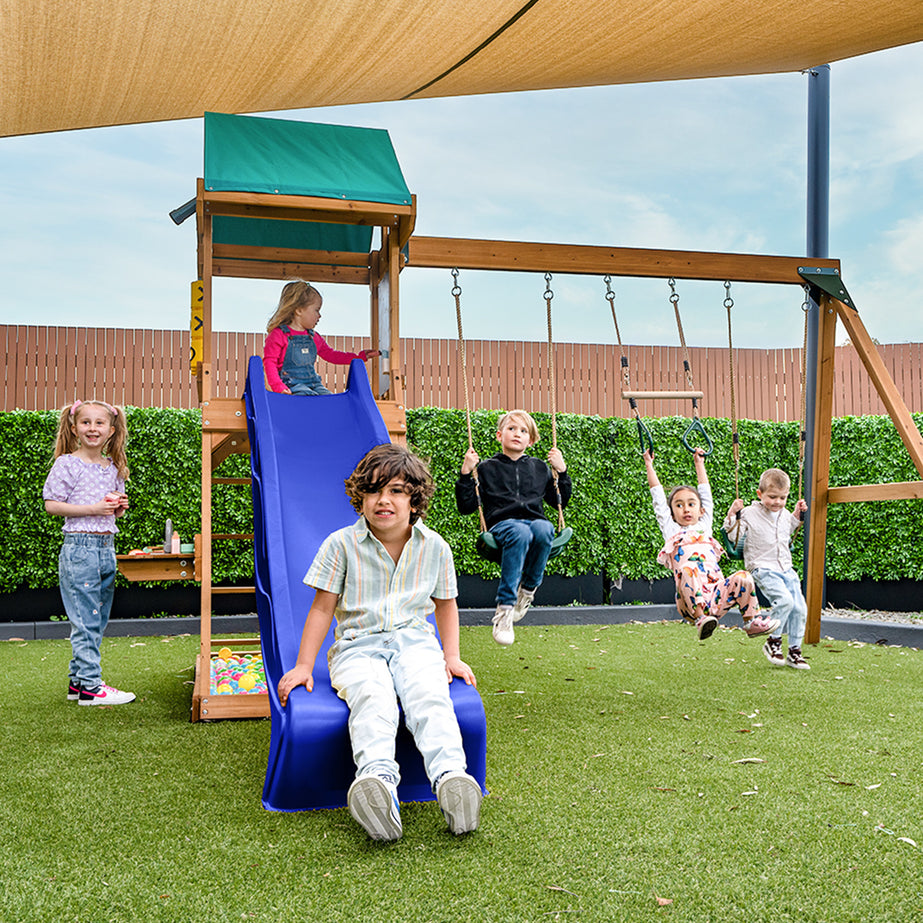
<box><xmin>721</xmin><ymin>468</ymin><xmax>811</xmax><ymax>669</ymax></box>
<box><xmin>455</xmin><ymin>410</ymin><xmax>571</xmax><ymax>646</ymax></box>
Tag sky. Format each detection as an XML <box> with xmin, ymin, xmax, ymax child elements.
<box><xmin>1</xmin><ymin>41</ymin><xmax>921</xmax><ymax>352</ymax></box>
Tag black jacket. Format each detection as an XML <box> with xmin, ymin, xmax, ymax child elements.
<box><xmin>455</xmin><ymin>453</ymin><xmax>572</xmax><ymax>530</ymax></box>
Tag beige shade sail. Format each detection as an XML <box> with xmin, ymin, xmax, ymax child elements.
<box><xmin>2</xmin><ymin>1</ymin><xmax>922</xmax><ymax>138</ymax></box>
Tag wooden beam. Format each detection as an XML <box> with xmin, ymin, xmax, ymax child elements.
<box><xmin>202</xmin><ymin>189</ymin><xmax>411</xmax><ymax>227</ymax></box>
<box><xmin>828</xmin><ymin>481</ymin><xmax>923</xmax><ymax>503</ymax></box>
<box><xmin>212</xmin><ymin>243</ymin><xmax>371</xmax><ymax>267</ymax></box>
<box><xmin>804</xmin><ymin>294</ymin><xmax>838</xmax><ymax>645</ymax></box>
<box><xmin>211</xmin><ymin>259</ymin><xmax>369</xmax><ymax>285</ymax></box>
<box><xmin>622</xmin><ymin>390</ymin><xmax>704</xmax><ymax>401</ymax></box>
<box><xmin>406</xmin><ymin>236</ymin><xmax>840</xmax><ymax>284</ymax></box>
<box><xmin>201</xmin><ymin>398</ymin><xmax>247</xmax><ymax>432</ymax></box>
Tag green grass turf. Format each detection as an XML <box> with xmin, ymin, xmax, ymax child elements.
<box><xmin>2</xmin><ymin>622</ymin><xmax>922</xmax><ymax>923</ymax></box>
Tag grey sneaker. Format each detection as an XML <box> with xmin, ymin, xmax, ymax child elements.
<box><xmin>786</xmin><ymin>646</ymin><xmax>811</xmax><ymax>670</ymax></box>
<box><xmin>762</xmin><ymin>637</ymin><xmax>785</xmax><ymax>666</ymax></box>
<box><xmin>492</xmin><ymin>605</ymin><xmax>515</xmax><ymax>645</ymax></box>
<box><xmin>435</xmin><ymin>771</ymin><xmax>482</xmax><ymax>835</ymax></box>
<box><xmin>512</xmin><ymin>586</ymin><xmax>536</xmax><ymax>623</ymax></box>
<box><xmin>348</xmin><ymin>774</ymin><xmax>402</xmax><ymax>841</ymax></box>
<box><xmin>695</xmin><ymin>613</ymin><xmax>718</xmax><ymax>640</ymax></box>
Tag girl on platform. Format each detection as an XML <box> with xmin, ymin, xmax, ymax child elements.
<box><xmin>263</xmin><ymin>281</ymin><xmax>379</xmax><ymax>395</ymax></box>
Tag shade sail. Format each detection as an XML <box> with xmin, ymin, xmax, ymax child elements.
<box><xmin>2</xmin><ymin>1</ymin><xmax>922</xmax><ymax>138</ymax></box>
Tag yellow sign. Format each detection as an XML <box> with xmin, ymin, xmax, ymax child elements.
<box><xmin>190</xmin><ymin>280</ymin><xmax>204</xmax><ymax>372</ymax></box>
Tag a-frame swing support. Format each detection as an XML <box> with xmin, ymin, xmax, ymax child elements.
<box><xmin>405</xmin><ymin>236</ymin><xmax>923</xmax><ymax>644</ymax></box>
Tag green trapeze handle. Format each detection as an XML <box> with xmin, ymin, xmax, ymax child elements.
<box><xmin>634</xmin><ymin>417</ymin><xmax>654</xmax><ymax>457</ymax></box>
<box><xmin>681</xmin><ymin>417</ymin><xmax>714</xmax><ymax>457</ymax></box>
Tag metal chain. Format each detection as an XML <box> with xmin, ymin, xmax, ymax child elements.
<box><xmin>544</xmin><ymin>272</ymin><xmax>565</xmax><ymax>530</ymax></box>
<box><xmin>669</xmin><ymin>278</ymin><xmax>697</xmax><ymax>400</ymax></box>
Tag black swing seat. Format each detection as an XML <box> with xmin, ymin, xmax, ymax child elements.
<box><xmin>477</xmin><ymin>526</ymin><xmax>573</xmax><ymax>563</ymax></box>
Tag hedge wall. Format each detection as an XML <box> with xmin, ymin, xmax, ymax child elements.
<box><xmin>2</xmin><ymin>407</ymin><xmax>921</xmax><ymax>594</ymax></box>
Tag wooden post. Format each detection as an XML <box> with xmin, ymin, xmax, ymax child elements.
<box><xmin>803</xmin><ymin>292</ymin><xmax>838</xmax><ymax>644</ymax></box>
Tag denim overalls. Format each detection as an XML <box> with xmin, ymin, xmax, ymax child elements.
<box><xmin>279</xmin><ymin>326</ymin><xmax>332</xmax><ymax>396</ymax></box>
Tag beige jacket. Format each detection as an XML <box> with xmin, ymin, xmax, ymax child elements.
<box><xmin>721</xmin><ymin>501</ymin><xmax>801</xmax><ymax>572</ymax></box>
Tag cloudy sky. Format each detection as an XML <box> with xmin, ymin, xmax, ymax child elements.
<box><xmin>1</xmin><ymin>41</ymin><xmax>920</xmax><ymax>351</ymax></box>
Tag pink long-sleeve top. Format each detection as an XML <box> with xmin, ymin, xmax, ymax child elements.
<box><xmin>262</xmin><ymin>327</ymin><xmax>368</xmax><ymax>394</ymax></box>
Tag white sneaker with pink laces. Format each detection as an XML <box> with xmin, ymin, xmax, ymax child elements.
<box><xmin>743</xmin><ymin>616</ymin><xmax>781</xmax><ymax>638</ymax></box>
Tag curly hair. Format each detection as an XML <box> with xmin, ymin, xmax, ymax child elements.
<box><xmin>344</xmin><ymin>444</ymin><xmax>435</xmax><ymax>523</ymax></box>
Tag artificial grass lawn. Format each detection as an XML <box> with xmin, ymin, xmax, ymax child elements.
<box><xmin>2</xmin><ymin>621</ymin><xmax>922</xmax><ymax>923</ymax></box>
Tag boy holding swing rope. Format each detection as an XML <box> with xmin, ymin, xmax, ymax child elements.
<box><xmin>722</xmin><ymin>468</ymin><xmax>811</xmax><ymax>669</ymax></box>
<box><xmin>455</xmin><ymin>410</ymin><xmax>571</xmax><ymax>646</ymax></box>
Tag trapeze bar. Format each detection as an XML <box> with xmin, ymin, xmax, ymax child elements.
<box><xmin>622</xmin><ymin>390</ymin><xmax>704</xmax><ymax>401</ymax></box>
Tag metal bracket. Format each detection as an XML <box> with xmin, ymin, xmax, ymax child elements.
<box><xmin>797</xmin><ymin>266</ymin><xmax>855</xmax><ymax>311</ymax></box>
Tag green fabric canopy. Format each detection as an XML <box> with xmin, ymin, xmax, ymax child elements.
<box><xmin>204</xmin><ymin>111</ymin><xmax>412</xmax><ymax>255</ymax></box>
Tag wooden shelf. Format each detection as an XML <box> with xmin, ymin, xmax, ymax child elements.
<box><xmin>117</xmin><ymin>553</ymin><xmax>195</xmax><ymax>582</ymax></box>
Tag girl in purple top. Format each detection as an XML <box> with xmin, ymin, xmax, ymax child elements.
<box><xmin>42</xmin><ymin>400</ymin><xmax>135</xmax><ymax>706</ymax></box>
<box><xmin>262</xmin><ymin>280</ymin><xmax>379</xmax><ymax>395</ymax></box>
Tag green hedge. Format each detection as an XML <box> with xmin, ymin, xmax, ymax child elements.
<box><xmin>3</xmin><ymin>407</ymin><xmax>921</xmax><ymax>593</ymax></box>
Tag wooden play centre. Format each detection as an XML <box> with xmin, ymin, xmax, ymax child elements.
<box><xmin>117</xmin><ymin>112</ymin><xmax>923</xmax><ymax>721</ymax></box>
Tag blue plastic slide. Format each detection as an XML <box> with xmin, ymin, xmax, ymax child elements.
<box><xmin>243</xmin><ymin>356</ymin><xmax>487</xmax><ymax>811</ymax></box>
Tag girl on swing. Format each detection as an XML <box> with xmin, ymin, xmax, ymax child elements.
<box><xmin>643</xmin><ymin>448</ymin><xmax>779</xmax><ymax>641</ymax></box>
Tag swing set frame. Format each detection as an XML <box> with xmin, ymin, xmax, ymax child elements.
<box><xmin>406</xmin><ymin>235</ymin><xmax>923</xmax><ymax>645</ymax></box>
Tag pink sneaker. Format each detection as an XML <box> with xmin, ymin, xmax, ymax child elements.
<box><xmin>744</xmin><ymin>616</ymin><xmax>781</xmax><ymax>638</ymax></box>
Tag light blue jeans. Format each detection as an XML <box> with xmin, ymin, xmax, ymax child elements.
<box><xmin>329</xmin><ymin>628</ymin><xmax>467</xmax><ymax>786</ymax></box>
<box><xmin>59</xmin><ymin>533</ymin><xmax>116</xmax><ymax>686</ymax></box>
<box><xmin>490</xmin><ymin>518</ymin><xmax>555</xmax><ymax>607</ymax></box>
<box><xmin>288</xmin><ymin>381</ymin><xmax>332</xmax><ymax>396</ymax></box>
<box><xmin>752</xmin><ymin>567</ymin><xmax>807</xmax><ymax>647</ymax></box>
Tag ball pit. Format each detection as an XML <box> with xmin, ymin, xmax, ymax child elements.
<box><xmin>209</xmin><ymin>649</ymin><xmax>267</xmax><ymax>695</ymax></box>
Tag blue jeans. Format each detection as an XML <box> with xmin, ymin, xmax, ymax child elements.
<box><xmin>288</xmin><ymin>381</ymin><xmax>332</xmax><ymax>396</ymax></box>
<box><xmin>329</xmin><ymin>628</ymin><xmax>467</xmax><ymax>786</ymax></box>
<box><xmin>59</xmin><ymin>533</ymin><xmax>116</xmax><ymax>686</ymax></box>
<box><xmin>752</xmin><ymin>567</ymin><xmax>807</xmax><ymax>647</ymax></box>
<box><xmin>490</xmin><ymin>518</ymin><xmax>555</xmax><ymax>607</ymax></box>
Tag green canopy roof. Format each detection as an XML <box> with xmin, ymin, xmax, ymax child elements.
<box><xmin>203</xmin><ymin>111</ymin><xmax>412</xmax><ymax>255</ymax></box>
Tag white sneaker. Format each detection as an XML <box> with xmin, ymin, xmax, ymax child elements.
<box><xmin>512</xmin><ymin>586</ymin><xmax>536</xmax><ymax>623</ymax></box>
<box><xmin>435</xmin><ymin>771</ymin><xmax>482</xmax><ymax>835</ymax></box>
<box><xmin>492</xmin><ymin>605</ymin><xmax>515</xmax><ymax>645</ymax></box>
<box><xmin>348</xmin><ymin>774</ymin><xmax>402</xmax><ymax>841</ymax></box>
<box><xmin>78</xmin><ymin>683</ymin><xmax>136</xmax><ymax>706</ymax></box>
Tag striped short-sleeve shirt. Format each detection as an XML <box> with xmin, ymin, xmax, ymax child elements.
<box><xmin>305</xmin><ymin>516</ymin><xmax>458</xmax><ymax>642</ymax></box>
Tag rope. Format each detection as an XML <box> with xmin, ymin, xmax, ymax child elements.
<box><xmin>543</xmin><ymin>273</ymin><xmax>565</xmax><ymax>531</ymax></box>
<box><xmin>669</xmin><ymin>277</ymin><xmax>698</xmax><ymax>405</ymax></box>
<box><xmin>607</xmin><ymin>275</ymin><xmax>653</xmax><ymax>455</ymax></box>
<box><xmin>452</xmin><ymin>268</ymin><xmax>488</xmax><ymax>534</ymax></box>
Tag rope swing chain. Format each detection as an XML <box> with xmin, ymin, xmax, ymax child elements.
<box><xmin>544</xmin><ymin>273</ymin><xmax>566</xmax><ymax>532</ymax></box>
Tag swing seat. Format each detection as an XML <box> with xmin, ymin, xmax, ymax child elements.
<box><xmin>477</xmin><ymin>525</ymin><xmax>573</xmax><ymax>563</ymax></box>
<box><xmin>719</xmin><ymin>526</ymin><xmax>744</xmax><ymax>561</ymax></box>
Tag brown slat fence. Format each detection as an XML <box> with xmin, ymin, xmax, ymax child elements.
<box><xmin>4</xmin><ymin>325</ymin><xmax>923</xmax><ymax>421</ymax></box>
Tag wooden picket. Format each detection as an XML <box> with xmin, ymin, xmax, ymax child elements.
<box><xmin>3</xmin><ymin>325</ymin><xmax>922</xmax><ymax>421</ymax></box>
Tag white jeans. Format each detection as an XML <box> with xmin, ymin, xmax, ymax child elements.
<box><xmin>752</xmin><ymin>567</ymin><xmax>807</xmax><ymax>647</ymax></box>
<box><xmin>329</xmin><ymin>628</ymin><xmax>467</xmax><ymax>785</ymax></box>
